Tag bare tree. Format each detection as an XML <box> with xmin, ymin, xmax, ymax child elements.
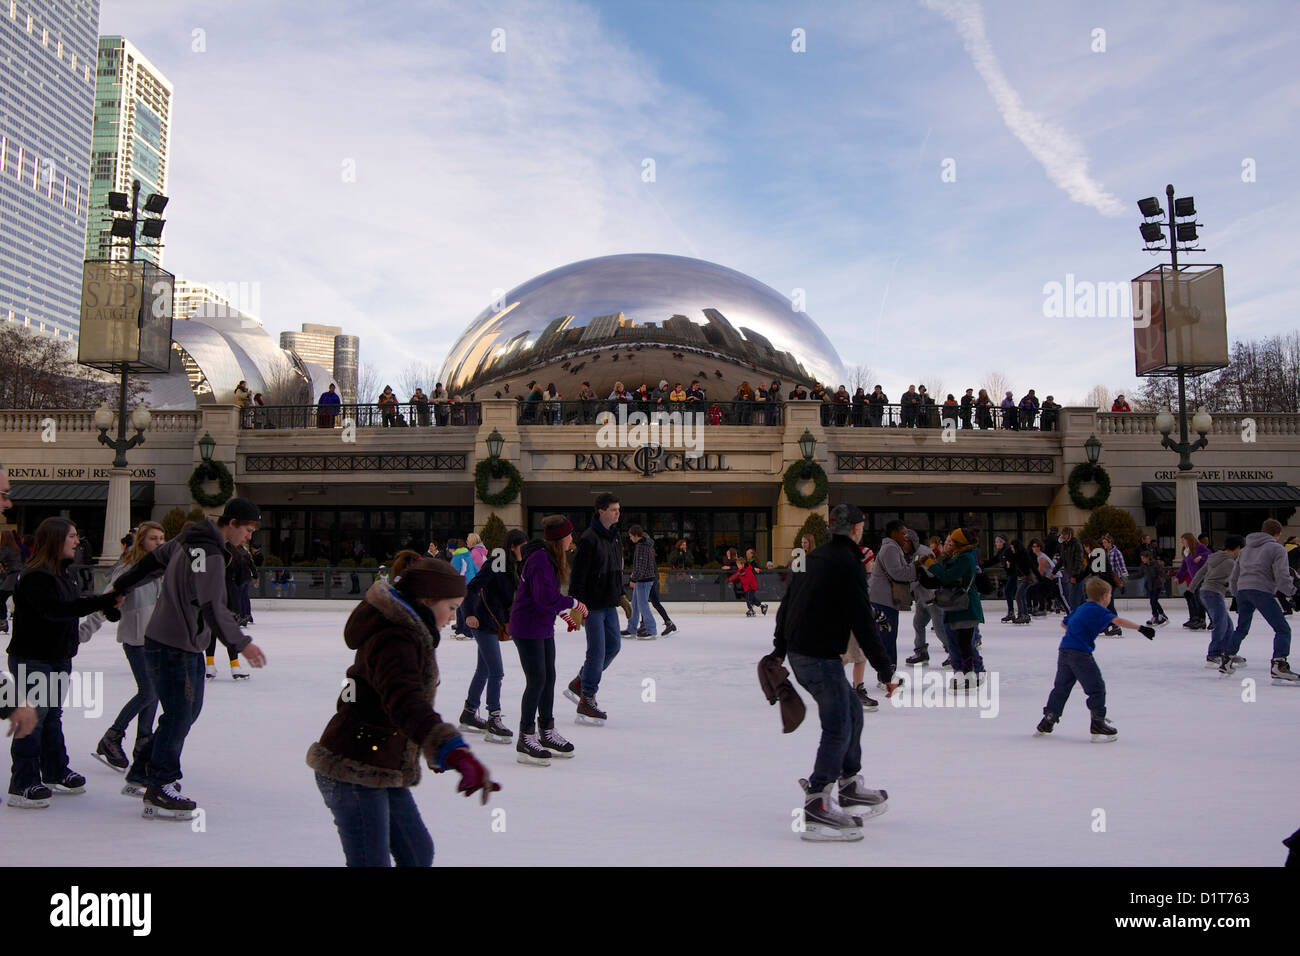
<box><xmin>356</xmin><ymin>360</ymin><xmax>382</xmax><ymax>407</ymax></box>
<box><xmin>845</xmin><ymin>363</ymin><xmax>877</xmax><ymax>393</ymax></box>
<box><xmin>981</xmin><ymin>370</ymin><xmax>1010</xmax><ymax>402</ymax></box>
<box><xmin>261</xmin><ymin>363</ymin><xmax>309</xmax><ymax>405</ymax></box>
<box><xmin>397</xmin><ymin>361</ymin><xmax>440</xmax><ymax>400</ymax></box>
<box><xmin>919</xmin><ymin>377</ymin><xmax>946</xmax><ymax>401</ymax></box>
<box><xmin>1084</xmin><ymin>384</ymin><xmax>1112</xmax><ymax>411</ymax></box>
<box><xmin>0</xmin><ymin>325</ymin><xmax>146</xmax><ymax>409</ymax></box>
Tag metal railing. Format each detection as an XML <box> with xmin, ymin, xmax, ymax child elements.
<box><xmin>516</xmin><ymin>399</ymin><xmax>787</xmax><ymax>426</ymax></box>
<box><xmin>242</xmin><ymin>402</ymin><xmax>482</xmax><ymax>430</ymax></box>
<box><xmin>809</xmin><ymin>401</ymin><xmax>1058</xmax><ymax>430</ymax></box>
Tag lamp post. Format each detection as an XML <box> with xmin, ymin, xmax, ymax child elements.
<box><xmin>1156</xmin><ymin>405</ymin><xmax>1212</xmax><ymax>540</ymax></box>
<box><xmin>1084</xmin><ymin>433</ymin><xmax>1101</xmax><ymax>466</ymax></box>
<box><xmin>486</xmin><ymin>428</ymin><xmax>505</xmax><ymax>478</ymax></box>
<box><xmin>798</xmin><ymin>429</ymin><xmax>816</xmax><ymax>480</ymax></box>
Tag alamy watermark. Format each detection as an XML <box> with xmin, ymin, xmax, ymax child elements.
<box><xmin>1</xmin><ymin>666</ymin><xmax>103</xmax><ymax>718</ymax></box>
<box><xmin>595</xmin><ymin>404</ymin><xmax>704</xmax><ymax>458</ymax></box>
<box><xmin>887</xmin><ymin>664</ymin><xmax>1000</xmax><ymax>717</ymax></box>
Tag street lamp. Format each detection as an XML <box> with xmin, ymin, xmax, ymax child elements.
<box><xmin>798</xmin><ymin>429</ymin><xmax>816</xmax><ymax>479</ymax></box>
<box><xmin>486</xmin><ymin>428</ymin><xmax>505</xmax><ymax>477</ymax></box>
<box><xmin>95</xmin><ymin>399</ymin><xmax>150</xmax><ymax>469</ymax></box>
<box><xmin>1155</xmin><ymin>404</ymin><xmax>1211</xmax><ymax>470</ymax></box>
<box><xmin>1084</xmin><ymin>433</ymin><xmax>1101</xmax><ymax>465</ymax></box>
<box><xmin>198</xmin><ymin>431</ymin><xmax>216</xmax><ymax>463</ymax></box>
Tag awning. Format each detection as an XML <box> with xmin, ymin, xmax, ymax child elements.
<box><xmin>1142</xmin><ymin>482</ymin><xmax>1300</xmax><ymax>510</ymax></box>
<box><xmin>8</xmin><ymin>482</ymin><xmax>155</xmax><ymax>505</ymax></box>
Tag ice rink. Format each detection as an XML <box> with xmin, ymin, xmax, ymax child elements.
<box><xmin>4</xmin><ymin>602</ymin><xmax>1297</xmax><ymax>866</ymax></box>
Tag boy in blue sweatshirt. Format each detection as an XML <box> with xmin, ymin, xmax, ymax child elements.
<box><xmin>1035</xmin><ymin>577</ymin><xmax>1155</xmax><ymax>741</ymax></box>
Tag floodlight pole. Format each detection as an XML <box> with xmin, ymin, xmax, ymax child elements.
<box><xmin>1162</xmin><ymin>183</ymin><xmax>1201</xmax><ymax>537</ymax></box>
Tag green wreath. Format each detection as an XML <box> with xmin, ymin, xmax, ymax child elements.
<box><xmin>188</xmin><ymin>460</ymin><xmax>235</xmax><ymax>508</ymax></box>
<box><xmin>475</xmin><ymin>457</ymin><xmax>523</xmax><ymax>507</ymax></box>
<box><xmin>1068</xmin><ymin>462</ymin><xmax>1111</xmax><ymax>510</ymax></box>
<box><xmin>783</xmin><ymin>459</ymin><xmax>829</xmax><ymax>509</ymax></box>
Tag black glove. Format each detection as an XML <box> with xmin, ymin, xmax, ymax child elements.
<box><xmin>1138</xmin><ymin>625</ymin><xmax>1155</xmax><ymax>640</ymax></box>
<box><xmin>105</xmin><ymin>606</ymin><xmax>122</xmax><ymax>623</ymax></box>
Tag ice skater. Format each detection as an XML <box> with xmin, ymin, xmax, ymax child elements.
<box><xmin>728</xmin><ymin>553</ymin><xmax>766</xmax><ymax>617</ymax></box>
<box><xmin>458</xmin><ymin>528</ymin><xmax>527</xmax><ymax>743</ymax></box>
<box><xmin>1223</xmin><ymin>519</ymin><xmax>1297</xmax><ymax>683</ymax></box>
<box><xmin>1035</xmin><ymin>577</ymin><xmax>1155</xmax><ymax>742</ymax></box>
<box><xmin>771</xmin><ymin>503</ymin><xmax>897</xmax><ymax>842</ymax></box>
<box><xmin>1191</xmin><ymin>535</ymin><xmax>1241</xmax><ymax>670</ymax></box>
<box><xmin>566</xmin><ymin>493</ymin><xmax>624</xmax><ymax>724</ymax></box>
<box><xmin>1139</xmin><ymin>549</ymin><xmax>1168</xmax><ymax>627</ymax></box>
<box><xmin>306</xmin><ymin>553</ymin><xmax>497</xmax><ymax>866</ymax></box>
<box><xmin>110</xmin><ymin>498</ymin><xmax>267</xmax><ymax>820</ymax></box>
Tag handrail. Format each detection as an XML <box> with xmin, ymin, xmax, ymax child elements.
<box><xmin>242</xmin><ymin>402</ymin><xmax>483</xmax><ymax>429</ymax></box>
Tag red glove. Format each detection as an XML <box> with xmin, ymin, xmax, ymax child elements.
<box><xmin>445</xmin><ymin>747</ymin><xmax>500</xmax><ymax>805</ymax></box>
<box><xmin>560</xmin><ymin>612</ymin><xmax>580</xmax><ymax>631</ymax></box>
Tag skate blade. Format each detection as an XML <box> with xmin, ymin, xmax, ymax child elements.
<box><xmin>92</xmin><ymin>752</ymin><xmax>128</xmax><ymax>773</ymax></box>
<box><xmin>1090</xmin><ymin>734</ymin><xmax>1118</xmax><ymax>743</ymax></box>
<box><xmin>121</xmin><ymin>784</ymin><xmax>148</xmax><ymax>797</ymax></box>
<box><xmin>483</xmin><ymin>733</ymin><xmax>513</xmax><ymax>744</ymax></box>
<box><xmin>142</xmin><ymin>805</ymin><xmax>195</xmax><ymax>821</ymax></box>
<box><xmin>457</xmin><ymin>724</ymin><xmax>487</xmax><ymax>734</ymax></box>
<box><xmin>574</xmin><ymin>715</ymin><xmax>606</xmax><ymax>726</ymax></box>
<box><xmin>801</xmin><ymin>825</ymin><xmax>864</xmax><ymax>842</ymax></box>
<box><xmin>546</xmin><ymin>750</ymin><xmax>576</xmax><ymax>759</ymax></box>
<box><xmin>636</xmin><ymin>634</ymin><xmax>658</xmax><ymax>640</ymax></box>
<box><xmin>515</xmin><ymin>753</ymin><xmax>552</xmax><ymax>767</ymax></box>
<box><xmin>562</xmin><ymin>689</ymin><xmax>581</xmax><ymax>705</ymax></box>
<box><xmin>841</xmin><ymin>801</ymin><xmax>887</xmax><ymax>820</ymax></box>
<box><xmin>1271</xmin><ymin>678</ymin><xmax>1300</xmax><ymax>686</ymax></box>
<box><xmin>6</xmin><ymin>794</ymin><xmax>51</xmax><ymax>809</ymax></box>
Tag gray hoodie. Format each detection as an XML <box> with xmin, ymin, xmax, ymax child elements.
<box><xmin>1190</xmin><ymin>550</ymin><xmax>1235</xmax><ymax>597</ymax></box>
<box><xmin>1229</xmin><ymin>532</ymin><xmax>1296</xmax><ymax>597</ymax></box>
<box><xmin>868</xmin><ymin>535</ymin><xmax>916</xmax><ymax>608</ymax></box>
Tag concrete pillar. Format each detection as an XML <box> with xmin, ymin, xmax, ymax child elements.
<box><xmin>774</xmin><ymin>402</ymin><xmax>829</xmax><ymax>562</ymax></box>
<box><xmin>197</xmin><ymin>406</ymin><xmax>241</xmax><ymax>515</ymax></box>
<box><xmin>1174</xmin><ymin>471</ymin><xmax>1201</xmax><ymax>539</ymax></box>
<box><xmin>473</xmin><ymin>400</ymin><xmax>525</xmax><ymax>533</ymax></box>
<box><xmin>101</xmin><ymin>466</ymin><xmax>132</xmax><ymax>564</ymax></box>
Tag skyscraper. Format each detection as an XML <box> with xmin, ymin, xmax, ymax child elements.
<box><xmin>84</xmin><ymin>36</ymin><xmax>172</xmax><ymax>265</ymax></box>
<box><xmin>0</xmin><ymin>0</ymin><xmax>101</xmax><ymax>341</ymax></box>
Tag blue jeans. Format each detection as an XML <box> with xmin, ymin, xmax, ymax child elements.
<box><xmin>314</xmin><ymin>771</ymin><xmax>433</xmax><ymax>867</ymax></box>
<box><xmin>1229</xmin><ymin>589</ymin><xmax>1292</xmax><ymax>659</ymax></box>
<box><xmin>7</xmin><ymin>655</ymin><xmax>72</xmax><ymax>792</ymax></box>
<box><xmin>1068</xmin><ymin>579</ymin><xmax>1085</xmax><ymax>612</ymax></box>
<box><xmin>913</xmin><ymin>603</ymin><xmax>944</xmax><ymax>653</ymax></box>
<box><xmin>1044</xmin><ymin>648</ymin><xmax>1106</xmax><ymax>718</ymax></box>
<box><xmin>111</xmin><ymin>643</ymin><xmax>158</xmax><ymax>741</ymax></box>
<box><xmin>946</xmin><ymin>623</ymin><xmax>983</xmax><ymax>672</ymax></box>
<box><xmin>580</xmin><ymin>606</ymin><xmax>622</xmax><ymax>696</ymax></box>
<box><xmin>1200</xmin><ymin>590</ymin><xmax>1233</xmax><ymax>658</ymax></box>
<box><xmin>871</xmin><ymin>603</ymin><xmax>899</xmax><ymax>666</ymax></box>
<box><xmin>143</xmin><ymin>638</ymin><xmax>206</xmax><ymax>788</ymax></box>
<box><xmin>788</xmin><ymin>652</ymin><xmax>862</xmax><ymax>793</ymax></box>
<box><xmin>464</xmin><ymin>627</ymin><xmax>504</xmax><ymax>713</ymax></box>
<box><xmin>629</xmin><ymin>580</ymin><xmax>657</xmax><ymax>635</ymax></box>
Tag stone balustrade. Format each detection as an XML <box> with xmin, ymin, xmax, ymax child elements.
<box><xmin>1097</xmin><ymin>412</ymin><xmax>1300</xmax><ymax>437</ymax></box>
<box><xmin>0</xmin><ymin>409</ymin><xmax>203</xmax><ymax>433</ymax></box>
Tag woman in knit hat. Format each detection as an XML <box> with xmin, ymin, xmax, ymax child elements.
<box><xmin>307</xmin><ymin>550</ymin><xmax>497</xmax><ymax>866</ymax></box>
<box><xmin>922</xmin><ymin>527</ymin><xmax>986</xmax><ymax>686</ymax></box>
<box><xmin>458</xmin><ymin>528</ymin><xmax>528</xmax><ymax>742</ymax></box>
<box><xmin>509</xmin><ymin>516</ymin><xmax>587</xmax><ymax>765</ymax></box>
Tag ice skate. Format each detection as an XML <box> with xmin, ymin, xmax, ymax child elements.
<box><xmin>837</xmin><ymin>774</ymin><xmax>888</xmax><ymax>819</ymax></box>
<box><xmin>121</xmin><ymin>781</ymin><xmax>148</xmax><ymax>798</ymax></box>
<box><xmin>539</xmin><ymin>725</ymin><xmax>575</xmax><ymax>758</ymax></box>
<box><xmin>205</xmin><ymin>661</ymin><xmax>217</xmax><ymax>679</ymax></box>
<box><xmin>1231</xmin><ymin>655</ymin><xmax>1246</xmax><ymax>666</ymax></box>
<box><xmin>458</xmin><ymin>707</ymin><xmax>489</xmax><ymax>734</ymax></box>
<box><xmin>1012</xmin><ymin>614</ymin><xmax>1031</xmax><ymax>625</ymax></box>
<box><xmin>905</xmin><ymin>651</ymin><xmax>929</xmax><ymax>666</ymax></box>
<box><xmin>798</xmin><ymin>779</ymin><xmax>863</xmax><ymax>842</ymax></box>
<box><xmin>1000</xmin><ymin>613</ymin><xmax>1014</xmax><ymax>623</ymax></box>
<box><xmin>93</xmin><ymin>728</ymin><xmax>129</xmax><ymax>772</ymax></box>
<box><xmin>515</xmin><ymin>732</ymin><xmax>553</xmax><ymax>766</ymax></box>
<box><xmin>230</xmin><ymin>662</ymin><xmax>249</xmax><ymax>680</ymax></box>
<box><xmin>142</xmin><ymin>782</ymin><xmax>196</xmax><ymax>820</ymax></box>
<box><xmin>746</xmin><ymin>609</ymin><xmax>756</xmax><ymax>617</ymax></box>
<box><xmin>661</xmin><ymin>621</ymin><xmax>677</xmax><ymax>635</ymax></box>
<box><xmin>1034</xmin><ymin>712</ymin><xmax>1058</xmax><ymax>736</ymax></box>
<box><xmin>1204</xmin><ymin>656</ymin><xmax>1219</xmax><ymax>669</ymax></box>
<box><xmin>7</xmin><ymin>784</ymin><xmax>52</xmax><ymax>809</ymax></box>
<box><xmin>854</xmin><ymin>683</ymin><xmax>878</xmax><ymax>712</ymax></box>
<box><xmin>484</xmin><ymin>711</ymin><xmax>513</xmax><ymax>743</ymax></box>
<box><xmin>761</xmin><ymin>603</ymin><xmax>769</xmax><ymax>615</ymax></box>
<box><xmin>636</xmin><ymin>628</ymin><xmax>657</xmax><ymax>640</ymax></box>
<box><xmin>563</xmin><ymin>675</ymin><xmax>583</xmax><ymax>705</ymax></box>
<box><xmin>1217</xmin><ymin>655</ymin><xmax>1237</xmax><ymax>676</ymax></box>
<box><xmin>44</xmin><ymin>771</ymin><xmax>86</xmax><ymax>794</ymax></box>
<box><xmin>576</xmin><ymin>693</ymin><xmax>607</xmax><ymax>726</ymax></box>
<box><xmin>1271</xmin><ymin>659</ymin><xmax>1300</xmax><ymax>684</ymax></box>
<box><xmin>1089</xmin><ymin>715</ymin><xmax>1118</xmax><ymax>742</ymax></box>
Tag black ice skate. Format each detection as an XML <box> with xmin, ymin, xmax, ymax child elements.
<box><xmin>761</xmin><ymin>603</ymin><xmax>769</xmax><ymax>615</ymax></box>
<box><xmin>7</xmin><ymin>784</ymin><xmax>52</xmax><ymax>808</ymax></box>
<box><xmin>1034</xmin><ymin>712</ymin><xmax>1058</xmax><ymax>736</ymax></box>
<box><xmin>94</xmin><ymin>728</ymin><xmax>129</xmax><ymax>772</ymax></box>
<box><xmin>121</xmin><ymin>781</ymin><xmax>148</xmax><ymax>797</ymax></box>
<box><xmin>1012</xmin><ymin>615</ymin><xmax>1032</xmax><ymax>625</ymax></box>
<box><xmin>484</xmin><ymin>711</ymin><xmax>513</xmax><ymax>743</ymax></box>
<box><xmin>661</xmin><ymin>621</ymin><xmax>677</xmax><ymax>635</ymax></box>
<box><xmin>837</xmin><ymin>774</ymin><xmax>888</xmax><ymax>819</ymax></box>
<box><xmin>1217</xmin><ymin>655</ymin><xmax>1237</xmax><ymax>676</ymax></box>
<box><xmin>43</xmin><ymin>771</ymin><xmax>86</xmax><ymax>794</ymax></box>
<box><xmin>576</xmin><ymin>693</ymin><xmax>607</xmax><ymax>726</ymax></box>
<box><xmin>1000</xmin><ymin>613</ymin><xmax>1014</xmax><ymax>623</ymax></box>
<box><xmin>854</xmin><ymin>683</ymin><xmax>878</xmax><ymax>712</ymax></box>
<box><xmin>142</xmin><ymin>782</ymin><xmax>196</xmax><ymax>820</ymax></box>
<box><xmin>1271</xmin><ymin>659</ymin><xmax>1300</xmax><ymax>684</ymax></box>
<box><xmin>905</xmin><ymin>651</ymin><xmax>930</xmax><ymax>666</ymax></box>
<box><xmin>538</xmin><ymin>724</ymin><xmax>575</xmax><ymax>758</ymax></box>
<box><xmin>563</xmin><ymin>675</ymin><xmax>583</xmax><ymax>705</ymax></box>
<box><xmin>458</xmin><ymin>707</ymin><xmax>489</xmax><ymax>734</ymax></box>
<box><xmin>1089</xmin><ymin>715</ymin><xmax>1118</xmax><ymax>742</ymax></box>
<box><xmin>515</xmin><ymin>732</ymin><xmax>553</xmax><ymax>766</ymax></box>
<box><xmin>798</xmin><ymin>779</ymin><xmax>863</xmax><ymax>842</ymax></box>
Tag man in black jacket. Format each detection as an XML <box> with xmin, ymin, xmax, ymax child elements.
<box><xmin>0</xmin><ymin>464</ymin><xmax>36</xmax><ymax>739</ymax></box>
<box><xmin>1059</xmin><ymin>526</ymin><xmax>1087</xmax><ymax>612</ymax></box>
<box><xmin>565</xmin><ymin>493</ymin><xmax>623</xmax><ymax>723</ymax></box>
<box><xmin>772</xmin><ymin>503</ymin><xmax>897</xmax><ymax>841</ymax></box>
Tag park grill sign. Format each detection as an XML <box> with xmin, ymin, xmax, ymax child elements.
<box><xmin>574</xmin><ymin>447</ymin><xmax>731</xmax><ymax>478</ymax></box>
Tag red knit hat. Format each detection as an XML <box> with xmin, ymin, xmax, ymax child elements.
<box><xmin>396</xmin><ymin>558</ymin><xmax>466</xmax><ymax>600</ymax></box>
<box><xmin>544</xmin><ymin>518</ymin><xmax>573</xmax><ymax>541</ymax></box>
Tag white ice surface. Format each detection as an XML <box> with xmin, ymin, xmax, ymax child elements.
<box><xmin>2</xmin><ymin>605</ymin><xmax>1296</xmax><ymax>866</ymax></box>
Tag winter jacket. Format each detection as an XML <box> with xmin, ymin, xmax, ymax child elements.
<box><xmin>669</xmin><ymin>548</ymin><xmax>691</xmax><ymax>570</ymax></box>
<box><xmin>1175</xmin><ymin>544</ymin><xmax>1212</xmax><ymax>585</ymax></box>
<box><xmin>568</xmin><ymin>516</ymin><xmax>623</xmax><ymax>610</ymax></box>
<box><xmin>1059</xmin><ymin>537</ymin><xmax>1087</xmax><ymax>579</ymax></box>
<box><xmin>112</xmin><ymin>520</ymin><xmax>248</xmax><ymax>656</ymax></box>
<box><xmin>1230</xmin><ymin>533</ymin><xmax>1296</xmax><ymax>596</ymax></box>
<box><xmin>306</xmin><ymin>580</ymin><xmax>464</xmax><ymax>788</ymax></box>
<box><xmin>771</xmin><ymin>535</ymin><xmax>891</xmax><ymax>684</ymax></box>
<box><xmin>728</xmin><ymin>562</ymin><xmax>759</xmax><ymax>592</ymax></box>
<box><xmin>469</xmin><ymin>543</ymin><xmax>488</xmax><ymax>570</ymax></box>
<box><xmin>80</xmin><ymin>560</ymin><xmax>163</xmax><ymax>646</ymax></box>
<box><xmin>1109</xmin><ymin>545</ymin><xmax>1129</xmax><ymax>582</ymax></box>
<box><xmin>1140</xmin><ymin>558</ymin><xmax>1165</xmax><ymax>592</ymax></box>
<box><xmin>1191</xmin><ymin>550</ymin><xmax>1236</xmax><ymax>597</ymax></box>
<box><xmin>463</xmin><ymin>558</ymin><xmax>518</xmax><ymax>629</ymax></box>
<box><xmin>450</xmin><ymin>547</ymin><xmax>479</xmax><ymax>584</ymax></box>
<box><xmin>910</xmin><ymin>543</ymin><xmax>939</xmax><ymax>604</ymax></box>
<box><xmin>868</xmin><ymin>536</ymin><xmax>916</xmax><ymax>608</ymax></box>
<box><xmin>631</xmin><ymin>536</ymin><xmax>657</xmax><ymax>583</ymax></box>
<box><xmin>925</xmin><ymin>547</ymin><xmax>985</xmax><ymax>626</ymax></box>
<box><xmin>509</xmin><ymin>541</ymin><xmax>576</xmax><ymax>640</ymax></box>
<box><xmin>756</xmin><ymin>654</ymin><xmax>806</xmax><ymax>733</ymax></box>
<box><xmin>7</xmin><ymin>560</ymin><xmax>119</xmax><ymax>661</ymax></box>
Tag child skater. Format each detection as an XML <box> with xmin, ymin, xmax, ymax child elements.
<box><xmin>1035</xmin><ymin>576</ymin><xmax>1155</xmax><ymax>742</ymax></box>
<box><xmin>728</xmin><ymin>556</ymin><xmax>767</xmax><ymax>617</ymax></box>
<box><xmin>1139</xmin><ymin>550</ymin><xmax>1168</xmax><ymax>626</ymax></box>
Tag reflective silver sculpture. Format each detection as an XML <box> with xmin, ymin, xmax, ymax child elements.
<box><xmin>438</xmin><ymin>254</ymin><xmax>847</xmax><ymax>398</ymax></box>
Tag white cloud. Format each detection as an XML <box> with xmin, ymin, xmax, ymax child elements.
<box><xmin>921</xmin><ymin>0</ymin><xmax>1125</xmax><ymax>217</ymax></box>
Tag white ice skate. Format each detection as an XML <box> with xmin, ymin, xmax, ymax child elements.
<box><xmin>798</xmin><ymin>779</ymin><xmax>864</xmax><ymax>842</ymax></box>
<box><xmin>836</xmin><ymin>774</ymin><xmax>888</xmax><ymax>820</ymax></box>
<box><xmin>1271</xmin><ymin>659</ymin><xmax>1300</xmax><ymax>685</ymax></box>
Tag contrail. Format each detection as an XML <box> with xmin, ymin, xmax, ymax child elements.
<box><xmin>922</xmin><ymin>0</ymin><xmax>1124</xmax><ymax>217</ymax></box>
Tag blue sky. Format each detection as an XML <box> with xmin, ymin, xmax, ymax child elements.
<box><xmin>99</xmin><ymin>0</ymin><xmax>1300</xmax><ymax>402</ymax></box>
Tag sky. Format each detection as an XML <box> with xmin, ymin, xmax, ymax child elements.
<box><xmin>98</xmin><ymin>0</ymin><xmax>1300</xmax><ymax>403</ymax></box>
